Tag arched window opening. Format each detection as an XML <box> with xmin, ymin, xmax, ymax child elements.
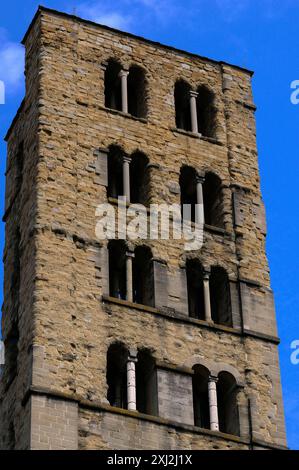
<box><xmin>128</xmin><ymin>66</ymin><xmax>147</xmax><ymax>118</ymax></box>
<box><xmin>217</xmin><ymin>372</ymin><xmax>240</xmax><ymax>436</ymax></box>
<box><xmin>108</xmin><ymin>240</ymin><xmax>127</xmax><ymax>300</ymax></box>
<box><xmin>106</xmin><ymin>343</ymin><xmax>128</xmax><ymax>409</ymax></box>
<box><xmin>133</xmin><ymin>246</ymin><xmax>154</xmax><ymax>307</ymax></box>
<box><xmin>196</xmin><ymin>86</ymin><xmax>216</xmax><ymax>138</ymax></box>
<box><xmin>203</xmin><ymin>173</ymin><xmax>224</xmax><ymax>228</ymax></box>
<box><xmin>104</xmin><ymin>59</ymin><xmax>122</xmax><ymax>111</ymax></box>
<box><xmin>136</xmin><ymin>350</ymin><xmax>158</xmax><ymax>415</ymax></box>
<box><xmin>175</xmin><ymin>80</ymin><xmax>192</xmax><ymax>131</ymax></box>
<box><xmin>107</xmin><ymin>146</ymin><xmax>124</xmax><ymax>199</ymax></box>
<box><xmin>186</xmin><ymin>259</ymin><xmax>205</xmax><ymax>320</ymax></box>
<box><xmin>180</xmin><ymin>166</ymin><xmax>197</xmax><ymax>223</ymax></box>
<box><xmin>130</xmin><ymin>152</ymin><xmax>150</xmax><ymax>205</ymax></box>
<box><xmin>192</xmin><ymin>365</ymin><xmax>210</xmax><ymax>429</ymax></box>
<box><xmin>210</xmin><ymin>267</ymin><xmax>232</xmax><ymax>326</ymax></box>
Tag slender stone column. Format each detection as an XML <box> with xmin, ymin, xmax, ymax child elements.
<box><xmin>208</xmin><ymin>375</ymin><xmax>219</xmax><ymax>431</ymax></box>
<box><xmin>123</xmin><ymin>155</ymin><xmax>132</xmax><ymax>202</ymax></box>
<box><xmin>203</xmin><ymin>270</ymin><xmax>212</xmax><ymax>322</ymax></box>
<box><xmin>126</xmin><ymin>250</ymin><xmax>134</xmax><ymax>303</ymax></box>
<box><xmin>195</xmin><ymin>174</ymin><xmax>205</xmax><ymax>226</ymax></box>
<box><xmin>127</xmin><ymin>349</ymin><xmax>138</xmax><ymax>411</ymax></box>
<box><xmin>190</xmin><ymin>90</ymin><xmax>199</xmax><ymax>134</ymax></box>
<box><xmin>119</xmin><ymin>70</ymin><xmax>129</xmax><ymax>113</ymax></box>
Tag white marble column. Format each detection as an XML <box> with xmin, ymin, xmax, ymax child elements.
<box><xmin>126</xmin><ymin>250</ymin><xmax>134</xmax><ymax>303</ymax></box>
<box><xmin>190</xmin><ymin>90</ymin><xmax>199</xmax><ymax>134</ymax></box>
<box><xmin>127</xmin><ymin>350</ymin><xmax>137</xmax><ymax>411</ymax></box>
<box><xmin>208</xmin><ymin>375</ymin><xmax>219</xmax><ymax>431</ymax></box>
<box><xmin>195</xmin><ymin>174</ymin><xmax>205</xmax><ymax>226</ymax></box>
<box><xmin>203</xmin><ymin>270</ymin><xmax>212</xmax><ymax>322</ymax></box>
<box><xmin>119</xmin><ymin>70</ymin><xmax>129</xmax><ymax>114</ymax></box>
<box><xmin>123</xmin><ymin>155</ymin><xmax>132</xmax><ymax>202</ymax></box>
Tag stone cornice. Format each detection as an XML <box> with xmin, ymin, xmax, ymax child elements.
<box><xmin>102</xmin><ymin>295</ymin><xmax>280</xmax><ymax>344</ymax></box>
<box><xmin>21</xmin><ymin>386</ymin><xmax>288</xmax><ymax>450</ymax></box>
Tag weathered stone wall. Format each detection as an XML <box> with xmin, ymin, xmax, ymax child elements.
<box><xmin>0</xmin><ymin>15</ymin><xmax>41</xmax><ymax>450</ymax></box>
<box><xmin>0</xmin><ymin>6</ymin><xmax>287</xmax><ymax>449</ymax></box>
<box><xmin>79</xmin><ymin>407</ymin><xmax>249</xmax><ymax>450</ymax></box>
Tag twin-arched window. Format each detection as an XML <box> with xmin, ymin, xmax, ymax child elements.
<box><xmin>104</xmin><ymin>59</ymin><xmax>147</xmax><ymax>118</ymax></box>
<box><xmin>186</xmin><ymin>260</ymin><xmax>233</xmax><ymax>327</ymax></box>
<box><xmin>179</xmin><ymin>166</ymin><xmax>224</xmax><ymax>229</ymax></box>
<box><xmin>108</xmin><ymin>241</ymin><xmax>154</xmax><ymax>307</ymax></box>
<box><xmin>108</xmin><ymin>244</ymin><xmax>233</xmax><ymax>326</ymax></box>
<box><xmin>104</xmin><ymin>60</ymin><xmax>218</xmax><ymax>136</ymax></box>
<box><xmin>107</xmin><ymin>154</ymin><xmax>225</xmax><ymax>230</ymax></box>
<box><xmin>192</xmin><ymin>365</ymin><xmax>240</xmax><ymax>435</ymax></box>
<box><xmin>107</xmin><ymin>145</ymin><xmax>150</xmax><ymax>205</ymax></box>
<box><xmin>106</xmin><ymin>342</ymin><xmax>240</xmax><ymax>436</ymax></box>
<box><xmin>175</xmin><ymin>80</ymin><xmax>217</xmax><ymax>137</ymax></box>
<box><xmin>106</xmin><ymin>343</ymin><xmax>158</xmax><ymax>415</ymax></box>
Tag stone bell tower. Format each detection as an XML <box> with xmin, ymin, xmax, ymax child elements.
<box><xmin>0</xmin><ymin>6</ymin><xmax>286</xmax><ymax>450</ymax></box>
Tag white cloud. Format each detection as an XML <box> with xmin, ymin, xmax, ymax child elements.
<box><xmin>77</xmin><ymin>2</ymin><xmax>132</xmax><ymax>29</ymax></box>
<box><xmin>77</xmin><ymin>0</ymin><xmax>177</xmax><ymax>32</ymax></box>
<box><xmin>91</xmin><ymin>12</ymin><xmax>132</xmax><ymax>29</ymax></box>
<box><xmin>0</xmin><ymin>40</ymin><xmax>24</xmax><ymax>95</ymax></box>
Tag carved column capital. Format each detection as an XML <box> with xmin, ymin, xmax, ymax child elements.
<box><xmin>118</xmin><ymin>69</ymin><xmax>129</xmax><ymax>78</ymax></box>
<box><xmin>190</xmin><ymin>90</ymin><xmax>199</xmax><ymax>99</ymax></box>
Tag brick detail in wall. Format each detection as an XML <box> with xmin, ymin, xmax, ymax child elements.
<box><xmin>30</xmin><ymin>395</ymin><xmax>78</xmax><ymax>450</ymax></box>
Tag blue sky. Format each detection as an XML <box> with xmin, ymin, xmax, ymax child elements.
<box><xmin>0</xmin><ymin>0</ymin><xmax>298</xmax><ymax>449</ymax></box>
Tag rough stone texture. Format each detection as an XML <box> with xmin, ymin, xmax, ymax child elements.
<box><xmin>0</xmin><ymin>341</ymin><xmax>4</xmax><ymax>377</ymax></box>
<box><xmin>79</xmin><ymin>408</ymin><xmax>249</xmax><ymax>450</ymax></box>
<box><xmin>0</xmin><ymin>6</ymin><xmax>287</xmax><ymax>450</ymax></box>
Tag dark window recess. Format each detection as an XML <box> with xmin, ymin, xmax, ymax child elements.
<box><xmin>186</xmin><ymin>259</ymin><xmax>205</xmax><ymax>320</ymax></box>
<box><xmin>108</xmin><ymin>240</ymin><xmax>127</xmax><ymax>300</ymax></box>
<box><xmin>203</xmin><ymin>173</ymin><xmax>224</xmax><ymax>228</ymax></box>
<box><xmin>210</xmin><ymin>266</ymin><xmax>232</xmax><ymax>326</ymax></box>
<box><xmin>128</xmin><ymin>66</ymin><xmax>147</xmax><ymax>118</ymax></box>
<box><xmin>104</xmin><ymin>59</ymin><xmax>122</xmax><ymax>111</ymax></box>
<box><xmin>106</xmin><ymin>343</ymin><xmax>128</xmax><ymax>409</ymax></box>
<box><xmin>180</xmin><ymin>166</ymin><xmax>197</xmax><ymax>223</ymax></box>
<box><xmin>192</xmin><ymin>365</ymin><xmax>210</xmax><ymax>429</ymax></box>
<box><xmin>130</xmin><ymin>152</ymin><xmax>149</xmax><ymax>205</ymax></box>
<box><xmin>196</xmin><ymin>86</ymin><xmax>217</xmax><ymax>138</ymax></box>
<box><xmin>175</xmin><ymin>80</ymin><xmax>192</xmax><ymax>131</ymax></box>
<box><xmin>133</xmin><ymin>246</ymin><xmax>154</xmax><ymax>307</ymax></box>
<box><xmin>217</xmin><ymin>372</ymin><xmax>240</xmax><ymax>436</ymax></box>
<box><xmin>136</xmin><ymin>350</ymin><xmax>158</xmax><ymax>415</ymax></box>
<box><xmin>107</xmin><ymin>145</ymin><xmax>124</xmax><ymax>199</ymax></box>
